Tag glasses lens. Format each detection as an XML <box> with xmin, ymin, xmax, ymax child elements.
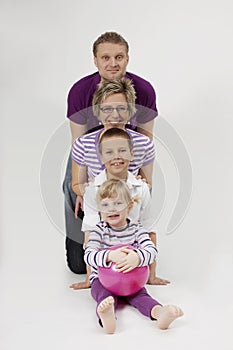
<box><xmin>101</xmin><ymin>107</ymin><xmax>113</xmax><ymax>114</ymax></box>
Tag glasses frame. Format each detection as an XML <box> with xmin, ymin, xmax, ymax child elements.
<box><xmin>99</xmin><ymin>106</ymin><xmax>129</xmax><ymax>114</ymax></box>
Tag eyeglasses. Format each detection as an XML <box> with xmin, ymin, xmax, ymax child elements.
<box><xmin>100</xmin><ymin>106</ymin><xmax>129</xmax><ymax>114</ymax></box>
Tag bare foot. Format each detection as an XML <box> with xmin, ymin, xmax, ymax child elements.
<box><xmin>152</xmin><ymin>305</ymin><xmax>183</xmax><ymax>330</ymax></box>
<box><xmin>97</xmin><ymin>296</ymin><xmax>116</xmax><ymax>334</ymax></box>
<box><xmin>147</xmin><ymin>276</ymin><xmax>170</xmax><ymax>285</ymax></box>
<box><xmin>70</xmin><ymin>277</ymin><xmax>91</xmax><ymax>290</ymax></box>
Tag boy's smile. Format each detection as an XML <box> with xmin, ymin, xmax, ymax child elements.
<box><xmin>100</xmin><ymin>137</ymin><xmax>133</xmax><ymax>178</ymax></box>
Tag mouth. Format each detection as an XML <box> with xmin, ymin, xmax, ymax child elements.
<box><xmin>107</xmin><ymin>214</ymin><xmax>120</xmax><ymax>219</ymax></box>
<box><xmin>108</xmin><ymin>121</ymin><xmax>124</xmax><ymax>125</ymax></box>
<box><xmin>110</xmin><ymin>161</ymin><xmax>124</xmax><ymax>167</ymax></box>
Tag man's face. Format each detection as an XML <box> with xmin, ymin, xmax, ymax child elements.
<box><xmin>94</xmin><ymin>42</ymin><xmax>129</xmax><ymax>80</ymax></box>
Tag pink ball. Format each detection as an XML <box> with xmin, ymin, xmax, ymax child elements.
<box><xmin>98</xmin><ymin>245</ymin><xmax>149</xmax><ymax>296</ymax></box>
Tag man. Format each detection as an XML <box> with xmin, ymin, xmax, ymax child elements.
<box><xmin>63</xmin><ymin>32</ymin><xmax>160</xmax><ymax>278</ymax></box>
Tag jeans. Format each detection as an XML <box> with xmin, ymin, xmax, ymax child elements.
<box><xmin>63</xmin><ymin>152</ymin><xmax>86</xmax><ymax>274</ymax></box>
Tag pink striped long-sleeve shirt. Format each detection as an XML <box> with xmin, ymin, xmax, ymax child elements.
<box><xmin>84</xmin><ymin>219</ymin><xmax>157</xmax><ymax>284</ymax></box>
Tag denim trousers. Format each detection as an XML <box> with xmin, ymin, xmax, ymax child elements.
<box><xmin>63</xmin><ymin>152</ymin><xmax>86</xmax><ymax>274</ymax></box>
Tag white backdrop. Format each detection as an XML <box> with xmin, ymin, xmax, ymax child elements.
<box><xmin>1</xmin><ymin>1</ymin><xmax>233</xmax><ymax>349</ymax></box>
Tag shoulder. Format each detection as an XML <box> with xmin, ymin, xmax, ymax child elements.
<box><xmin>69</xmin><ymin>72</ymin><xmax>100</xmax><ymax>93</ymax></box>
<box><xmin>76</xmin><ymin>129</ymin><xmax>100</xmax><ymax>143</ymax></box>
<box><xmin>127</xmin><ymin>129</ymin><xmax>152</xmax><ymax>144</ymax></box>
<box><xmin>125</xmin><ymin>72</ymin><xmax>155</xmax><ymax>93</ymax></box>
<box><xmin>127</xmin><ymin>219</ymin><xmax>143</xmax><ymax>231</ymax></box>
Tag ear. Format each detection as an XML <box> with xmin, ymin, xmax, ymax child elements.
<box><xmin>94</xmin><ymin>56</ymin><xmax>97</xmax><ymax>67</ymax></box>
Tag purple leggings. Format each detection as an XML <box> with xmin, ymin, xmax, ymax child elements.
<box><xmin>91</xmin><ymin>278</ymin><xmax>161</xmax><ymax>324</ymax></box>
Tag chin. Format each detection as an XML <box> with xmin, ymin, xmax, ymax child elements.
<box><xmin>108</xmin><ymin>72</ymin><xmax>121</xmax><ymax>79</ymax></box>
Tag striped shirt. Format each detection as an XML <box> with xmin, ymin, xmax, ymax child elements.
<box><xmin>72</xmin><ymin>128</ymin><xmax>155</xmax><ymax>179</ymax></box>
<box><xmin>84</xmin><ymin>219</ymin><xmax>158</xmax><ymax>284</ymax></box>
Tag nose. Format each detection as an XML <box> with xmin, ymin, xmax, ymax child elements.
<box><xmin>111</xmin><ymin>108</ymin><xmax>120</xmax><ymax>118</ymax></box>
<box><xmin>109</xmin><ymin>57</ymin><xmax>117</xmax><ymax>66</ymax></box>
<box><xmin>108</xmin><ymin>203</ymin><xmax>115</xmax><ymax>212</ymax></box>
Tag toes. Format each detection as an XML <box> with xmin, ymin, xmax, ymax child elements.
<box><xmin>98</xmin><ymin>297</ymin><xmax>114</xmax><ymax>313</ymax></box>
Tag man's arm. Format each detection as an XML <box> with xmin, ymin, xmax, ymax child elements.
<box><xmin>137</xmin><ymin>119</ymin><xmax>155</xmax><ymax>141</ymax></box>
<box><xmin>70</xmin><ymin>121</ymin><xmax>87</xmax><ymax>144</ymax></box>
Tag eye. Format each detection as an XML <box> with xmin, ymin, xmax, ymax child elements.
<box><xmin>116</xmin><ymin>106</ymin><xmax>128</xmax><ymax>113</ymax></box>
<box><xmin>116</xmin><ymin>55</ymin><xmax>123</xmax><ymax>60</ymax></box>
<box><xmin>115</xmin><ymin>201</ymin><xmax>124</xmax><ymax>207</ymax></box>
<box><xmin>119</xmin><ymin>148</ymin><xmax>127</xmax><ymax>153</ymax></box>
<box><xmin>101</xmin><ymin>202</ymin><xmax>108</xmax><ymax>208</ymax></box>
<box><xmin>100</xmin><ymin>106</ymin><xmax>113</xmax><ymax>114</ymax></box>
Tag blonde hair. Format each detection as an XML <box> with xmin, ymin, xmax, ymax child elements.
<box><xmin>96</xmin><ymin>179</ymin><xmax>139</xmax><ymax>210</ymax></box>
<box><xmin>92</xmin><ymin>78</ymin><xmax>136</xmax><ymax>117</ymax></box>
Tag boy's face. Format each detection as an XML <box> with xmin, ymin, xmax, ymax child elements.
<box><xmin>98</xmin><ymin>93</ymin><xmax>130</xmax><ymax>129</ymax></box>
<box><xmin>100</xmin><ymin>137</ymin><xmax>133</xmax><ymax>177</ymax></box>
<box><xmin>94</xmin><ymin>42</ymin><xmax>129</xmax><ymax>81</ymax></box>
<box><xmin>99</xmin><ymin>196</ymin><xmax>129</xmax><ymax>229</ymax></box>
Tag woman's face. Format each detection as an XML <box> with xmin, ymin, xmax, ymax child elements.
<box><xmin>98</xmin><ymin>93</ymin><xmax>130</xmax><ymax>130</ymax></box>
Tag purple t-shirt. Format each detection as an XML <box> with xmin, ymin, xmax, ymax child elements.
<box><xmin>67</xmin><ymin>72</ymin><xmax>158</xmax><ymax>131</ymax></box>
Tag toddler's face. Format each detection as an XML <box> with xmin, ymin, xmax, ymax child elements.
<box><xmin>99</xmin><ymin>196</ymin><xmax>129</xmax><ymax>229</ymax></box>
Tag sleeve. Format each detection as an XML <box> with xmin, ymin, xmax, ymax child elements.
<box><xmin>142</xmin><ymin>137</ymin><xmax>156</xmax><ymax>166</ymax></box>
<box><xmin>71</xmin><ymin>137</ymin><xmax>86</xmax><ymax>166</ymax></box>
<box><xmin>138</xmin><ymin>183</ymin><xmax>158</xmax><ymax>232</ymax></box>
<box><xmin>134</xmin><ymin>81</ymin><xmax>158</xmax><ymax>124</ymax></box>
<box><xmin>82</xmin><ymin>185</ymin><xmax>101</xmax><ymax>231</ymax></box>
<box><xmin>67</xmin><ymin>83</ymin><xmax>95</xmax><ymax>125</ymax></box>
<box><xmin>84</xmin><ymin>226</ymin><xmax>110</xmax><ymax>268</ymax></box>
<box><xmin>133</xmin><ymin>223</ymin><xmax>158</xmax><ymax>266</ymax></box>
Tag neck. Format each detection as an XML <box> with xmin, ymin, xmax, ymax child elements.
<box><xmin>106</xmin><ymin>169</ymin><xmax>128</xmax><ymax>181</ymax></box>
<box><xmin>109</xmin><ymin>221</ymin><xmax>128</xmax><ymax>230</ymax></box>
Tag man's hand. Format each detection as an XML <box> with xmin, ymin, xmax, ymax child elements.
<box><xmin>75</xmin><ymin>195</ymin><xmax>84</xmax><ymax>217</ymax></box>
<box><xmin>69</xmin><ymin>279</ymin><xmax>91</xmax><ymax>290</ymax></box>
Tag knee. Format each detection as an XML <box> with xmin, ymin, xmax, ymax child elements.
<box><xmin>65</xmin><ymin>238</ymin><xmax>86</xmax><ymax>274</ymax></box>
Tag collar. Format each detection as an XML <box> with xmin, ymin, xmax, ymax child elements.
<box><xmin>94</xmin><ymin>170</ymin><xmax>142</xmax><ymax>189</ymax></box>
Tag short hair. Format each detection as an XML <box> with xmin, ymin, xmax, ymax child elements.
<box><xmin>92</xmin><ymin>78</ymin><xmax>136</xmax><ymax>117</ymax></box>
<box><xmin>98</xmin><ymin>128</ymin><xmax>133</xmax><ymax>154</ymax></box>
<box><xmin>92</xmin><ymin>32</ymin><xmax>129</xmax><ymax>57</ymax></box>
<box><xmin>96</xmin><ymin>179</ymin><xmax>133</xmax><ymax>208</ymax></box>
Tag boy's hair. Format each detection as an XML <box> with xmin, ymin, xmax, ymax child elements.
<box><xmin>98</xmin><ymin>128</ymin><xmax>133</xmax><ymax>154</ymax></box>
<box><xmin>96</xmin><ymin>179</ymin><xmax>138</xmax><ymax>209</ymax></box>
<box><xmin>92</xmin><ymin>78</ymin><xmax>136</xmax><ymax>117</ymax></box>
<box><xmin>92</xmin><ymin>31</ymin><xmax>129</xmax><ymax>57</ymax></box>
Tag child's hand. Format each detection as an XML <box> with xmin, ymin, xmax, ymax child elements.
<box><xmin>115</xmin><ymin>248</ymin><xmax>140</xmax><ymax>273</ymax></box>
<box><xmin>107</xmin><ymin>247</ymin><xmax>128</xmax><ymax>263</ymax></box>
